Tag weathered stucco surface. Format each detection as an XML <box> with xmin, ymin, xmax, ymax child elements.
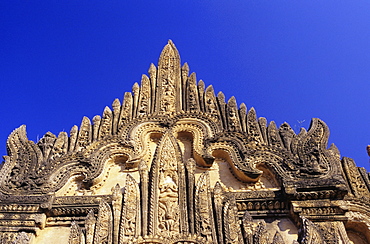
<box><xmin>0</xmin><ymin>41</ymin><xmax>369</xmax><ymax>243</ymax></box>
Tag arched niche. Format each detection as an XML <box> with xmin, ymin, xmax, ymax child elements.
<box><xmin>55</xmin><ymin>151</ymin><xmax>137</xmax><ymax>196</ymax></box>
<box><xmin>55</xmin><ymin>174</ymin><xmax>91</xmax><ymax>196</ymax></box>
<box><xmin>255</xmin><ymin>163</ymin><xmax>281</xmax><ymax>190</ymax></box>
<box><xmin>176</xmin><ymin>131</ymin><xmax>194</xmax><ymax>162</ymax></box>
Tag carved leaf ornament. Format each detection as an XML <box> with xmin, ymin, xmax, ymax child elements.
<box><xmin>0</xmin><ymin>40</ymin><xmax>345</xmax><ymax>196</ymax></box>
<box><xmin>0</xmin><ymin>41</ymin><xmax>368</xmax><ymax>244</ymax></box>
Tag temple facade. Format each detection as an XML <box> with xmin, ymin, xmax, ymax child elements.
<box><xmin>0</xmin><ymin>41</ymin><xmax>369</xmax><ymax>243</ymax></box>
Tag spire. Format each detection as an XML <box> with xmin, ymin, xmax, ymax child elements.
<box><xmin>155</xmin><ymin>40</ymin><xmax>182</xmax><ymax>114</ymax></box>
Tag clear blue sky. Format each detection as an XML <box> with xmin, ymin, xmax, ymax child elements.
<box><xmin>1</xmin><ymin>1</ymin><xmax>370</xmax><ymax>170</ymax></box>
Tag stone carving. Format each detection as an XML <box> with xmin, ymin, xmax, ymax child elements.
<box><xmin>0</xmin><ymin>231</ymin><xmax>32</xmax><ymax>244</ymax></box>
<box><xmin>227</xmin><ymin>96</ymin><xmax>242</xmax><ymax>132</ymax></box>
<box><xmin>15</xmin><ymin>231</ymin><xmax>31</xmax><ymax>244</ymax></box>
<box><xmin>213</xmin><ymin>181</ymin><xmax>225</xmax><ymax>243</ymax></box>
<box><xmin>342</xmin><ymin>157</ymin><xmax>370</xmax><ymax>199</ymax></box>
<box><xmin>293</xmin><ymin>119</ymin><xmax>330</xmax><ymax>176</ymax></box>
<box><xmin>186</xmin><ymin>73</ymin><xmax>200</xmax><ymax>111</ymax></box>
<box><xmin>98</xmin><ymin>106</ymin><xmax>113</xmax><ymax>139</ymax></box>
<box><xmin>241</xmin><ymin>210</ymin><xmax>254</xmax><ymax>244</ymax></box>
<box><xmin>272</xmin><ymin>231</ymin><xmax>285</xmax><ymax>244</ymax></box>
<box><xmin>148</xmin><ymin>63</ymin><xmax>157</xmax><ymax>114</ymax></box>
<box><xmin>181</xmin><ymin>63</ymin><xmax>189</xmax><ymax>107</ymax></box>
<box><xmin>76</xmin><ymin>116</ymin><xmax>92</xmax><ymax>151</ymax></box>
<box><xmin>195</xmin><ymin>172</ymin><xmax>217</xmax><ymax>242</ymax></box>
<box><xmin>0</xmin><ymin>41</ymin><xmax>369</xmax><ymax>244</ymax></box>
<box><xmin>137</xmin><ymin>75</ymin><xmax>151</xmax><ymax>116</ymax></box>
<box><xmin>298</xmin><ymin>217</ymin><xmax>326</xmax><ymax>244</ymax></box>
<box><xmin>185</xmin><ymin>158</ymin><xmax>196</xmax><ymax>234</ymax></box>
<box><xmin>267</xmin><ymin>121</ymin><xmax>283</xmax><ymax>148</ymax></box>
<box><xmin>204</xmin><ymin>85</ymin><xmax>220</xmax><ymax>119</ymax></box>
<box><xmin>93</xmin><ymin>200</ymin><xmax>112</xmax><ymax>244</ymax></box>
<box><xmin>85</xmin><ymin>210</ymin><xmax>96</xmax><ymax>244</ymax></box>
<box><xmin>37</xmin><ymin>132</ymin><xmax>56</xmax><ymax>160</ymax></box>
<box><xmin>118</xmin><ymin>92</ymin><xmax>132</xmax><ymax>127</ymax></box>
<box><xmin>120</xmin><ymin>174</ymin><xmax>140</xmax><ymax>242</ymax></box>
<box><xmin>69</xmin><ymin>221</ymin><xmax>85</xmax><ymax>244</ymax></box>
<box><xmin>69</xmin><ymin>125</ymin><xmax>78</xmax><ymax>152</ymax></box>
<box><xmin>111</xmin><ymin>184</ymin><xmax>122</xmax><ymax>244</ymax></box>
<box><xmin>132</xmin><ymin>82</ymin><xmax>140</xmax><ymax>119</ymax></box>
<box><xmin>315</xmin><ymin>222</ymin><xmax>341</xmax><ymax>244</ymax></box>
<box><xmin>223</xmin><ymin>197</ymin><xmax>243</xmax><ymax>244</ymax></box>
<box><xmin>92</xmin><ymin>115</ymin><xmax>101</xmax><ymax>142</ymax></box>
<box><xmin>156</xmin><ymin>40</ymin><xmax>181</xmax><ymax>113</ymax></box>
<box><xmin>253</xmin><ymin>220</ymin><xmax>269</xmax><ymax>244</ymax></box>
<box><xmin>148</xmin><ymin>131</ymin><xmax>187</xmax><ymax>238</ymax></box>
<box><xmin>198</xmin><ymin>80</ymin><xmax>205</xmax><ymax>112</ymax></box>
<box><xmin>247</xmin><ymin>107</ymin><xmax>264</xmax><ymax>144</ymax></box>
<box><xmin>217</xmin><ymin>91</ymin><xmax>227</xmax><ymax>128</ymax></box>
<box><xmin>112</xmin><ymin>98</ymin><xmax>121</xmax><ymax>135</ymax></box>
<box><xmin>50</xmin><ymin>131</ymin><xmax>68</xmax><ymax>160</ymax></box>
<box><xmin>1</xmin><ymin>125</ymin><xmax>49</xmax><ymax>194</ymax></box>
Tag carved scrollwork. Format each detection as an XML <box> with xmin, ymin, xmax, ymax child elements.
<box><xmin>298</xmin><ymin>217</ymin><xmax>326</xmax><ymax>244</ymax></box>
<box><xmin>292</xmin><ymin>119</ymin><xmax>330</xmax><ymax>176</ymax></box>
<box><xmin>209</xmin><ymin>139</ymin><xmax>263</xmax><ymax>182</ymax></box>
<box><xmin>1</xmin><ymin>40</ymin><xmax>368</xmax><ymax>244</ymax></box>
<box><xmin>2</xmin><ymin>122</ymin><xmax>137</xmax><ymax>194</ymax></box>
<box><xmin>1</xmin><ymin>125</ymin><xmax>44</xmax><ymax>193</ymax></box>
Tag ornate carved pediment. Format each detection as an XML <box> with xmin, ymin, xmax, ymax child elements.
<box><xmin>0</xmin><ymin>41</ymin><xmax>369</xmax><ymax>244</ymax></box>
<box><xmin>0</xmin><ymin>41</ymin><xmax>349</xmax><ymax>196</ymax></box>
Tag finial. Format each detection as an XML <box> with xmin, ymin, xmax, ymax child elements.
<box><xmin>182</xmin><ymin>62</ymin><xmax>189</xmax><ymax>74</ymax></box>
<box><xmin>132</xmin><ymin>82</ymin><xmax>139</xmax><ymax>94</ymax></box>
<box><xmin>112</xmin><ymin>98</ymin><xmax>121</xmax><ymax>110</ymax></box>
<box><xmin>155</xmin><ymin>40</ymin><xmax>182</xmax><ymax>113</ymax></box>
<box><xmin>148</xmin><ymin>63</ymin><xmax>156</xmax><ymax>76</ymax></box>
<box><xmin>217</xmin><ymin>91</ymin><xmax>225</xmax><ymax>102</ymax></box>
<box><xmin>240</xmin><ymin>103</ymin><xmax>247</xmax><ymax>111</ymax></box>
<box><xmin>228</xmin><ymin>96</ymin><xmax>237</xmax><ymax>106</ymax></box>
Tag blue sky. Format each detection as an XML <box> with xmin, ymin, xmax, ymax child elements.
<box><xmin>1</xmin><ymin>1</ymin><xmax>370</xmax><ymax>170</ymax></box>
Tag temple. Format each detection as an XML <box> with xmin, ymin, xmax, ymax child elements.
<box><xmin>0</xmin><ymin>41</ymin><xmax>369</xmax><ymax>243</ymax></box>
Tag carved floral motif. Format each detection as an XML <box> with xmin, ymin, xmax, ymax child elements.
<box><xmin>0</xmin><ymin>40</ymin><xmax>368</xmax><ymax>244</ymax></box>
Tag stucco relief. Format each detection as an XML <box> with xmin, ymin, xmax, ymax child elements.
<box><xmin>0</xmin><ymin>41</ymin><xmax>369</xmax><ymax>243</ymax></box>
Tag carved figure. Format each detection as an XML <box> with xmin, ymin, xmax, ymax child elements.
<box><xmin>0</xmin><ymin>40</ymin><xmax>368</xmax><ymax>244</ymax></box>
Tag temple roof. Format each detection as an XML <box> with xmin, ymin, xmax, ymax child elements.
<box><xmin>0</xmin><ymin>41</ymin><xmax>368</xmax><ymax>198</ymax></box>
